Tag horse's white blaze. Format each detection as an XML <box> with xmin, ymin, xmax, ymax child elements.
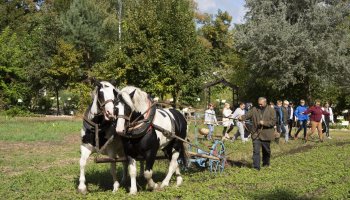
<box><xmin>99</xmin><ymin>82</ymin><xmax>116</xmax><ymax>120</ymax></box>
<box><xmin>78</xmin><ymin>145</ymin><xmax>92</xmax><ymax>194</ymax></box>
<box><xmin>128</xmin><ymin>157</ymin><xmax>138</xmax><ymax>194</ymax></box>
<box><xmin>115</xmin><ymin>103</ymin><xmax>126</xmax><ymax>133</ymax></box>
<box><xmin>161</xmin><ymin>151</ymin><xmax>179</xmax><ymax>188</ymax></box>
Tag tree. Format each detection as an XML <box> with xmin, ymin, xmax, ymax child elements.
<box><xmin>235</xmin><ymin>0</ymin><xmax>350</xmax><ymax>103</ymax></box>
<box><xmin>42</xmin><ymin>39</ymin><xmax>83</xmax><ymax>115</ymax></box>
<box><xmin>61</xmin><ymin>0</ymin><xmax>118</xmax><ymax>70</ymax></box>
<box><xmin>0</xmin><ymin>27</ymin><xmax>27</xmax><ymax>109</ymax></box>
<box><xmin>93</xmin><ymin>0</ymin><xmax>209</xmax><ymax>106</ymax></box>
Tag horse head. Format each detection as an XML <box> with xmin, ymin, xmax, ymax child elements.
<box><xmin>90</xmin><ymin>80</ymin><xmax>118</xmax><ymax>121</ymax></box>
<box><xmin>114</xmin><ymin>86</ymin><xmax>149</xmax><ymax>134</ymax></box>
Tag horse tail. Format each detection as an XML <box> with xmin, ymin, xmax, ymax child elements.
<box><xmin>169</xmin><ymin>109</ymin><xmax>188</xmax><ymax>167</ymax></box>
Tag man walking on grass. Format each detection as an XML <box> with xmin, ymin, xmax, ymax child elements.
<box><xmin>239</xmin><ymin>97</ymin><xmax>276</xmax><ymax>170</ymax></box>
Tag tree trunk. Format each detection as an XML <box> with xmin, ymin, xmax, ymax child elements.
<box><xmin>55</xmin><ymin>87</ymin><xmax>60</xmax><ymax>116</ymax></box>
<box><xmin>304</xmin><ymin>78</ymin><xmax>312</xmax><ymax>104</ymax></box>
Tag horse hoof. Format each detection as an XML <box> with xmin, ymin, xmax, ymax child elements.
<box><xmin>176</xmin><ymin>177</ymin><xmax>183</xmax><ymax>187</ymax></box>
<box><xmin>160</xmin><ymin>182</ymin><xmax>169</xmax><ymax>188</ymax></box>
<box><xmin>129</xmin><ymin>188</ymin><xmax>137</xmax><ymax>195</ymax></box>
<box><xmin>77</xmin><ymin>187</ymin><xmax>87</xmax><ymax>195</ymax></box>
<box><xmin>112</xmin><ymin>182</ymin><xmax>120</xmax><ymax>193</ymax></box>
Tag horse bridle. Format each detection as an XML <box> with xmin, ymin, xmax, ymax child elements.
<box><xmin>95</xmin><ymin>88</ymin><xmax>118</xmax><ymax>117</ymax></box>
<box><xmin>114</xmin><ymin>97</ymin><xmax>155</xmax><ymax>134</ymax></box>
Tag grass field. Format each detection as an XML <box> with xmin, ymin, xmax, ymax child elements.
<box><xmin>1</xmin><ymin>116</ymin><xmax>350</xmax><ymax>199</ymax></box>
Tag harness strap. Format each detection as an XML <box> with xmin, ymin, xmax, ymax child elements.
<box><xmin>116</xmin><ymin>115</ymin><xmax>131</xmax><ymax>121</ymax></box>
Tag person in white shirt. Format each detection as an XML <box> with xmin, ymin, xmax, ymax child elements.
<box><xmin>287</xmin><ymin>102</ymin><xmax>295</xmax><ymax>138</ymax></box>
<box><xmin>204</xmin><ymin>103</ymin><xmax>218</xmax><ymax>140</ymax></box>
<box><xmin>322</xmin><ymin>102</ymin><xmax>334</xmax><ymax>139</ymax></box>
<box><xmin>231</xmin><ymin>103</ymin><xmax>248</xmax><ymax>142</ymax></box>
<box><xmin>222</xmin><ymin>103</ymin><xmax>234</xmax><ymax>139</ymax></box>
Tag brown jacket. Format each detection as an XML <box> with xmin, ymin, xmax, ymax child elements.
<box><xmin>241</xmin><ymin>106</ymin><xmax>276</xmax><ymax>141</ymax></box>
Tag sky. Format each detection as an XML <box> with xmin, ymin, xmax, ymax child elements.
<box><xmin>195</xmin><ymin>0</ymin><xmax>247</xmax><ymax>24</ymax></box>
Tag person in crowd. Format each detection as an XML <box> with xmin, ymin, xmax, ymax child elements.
<box><xmin>322</xmin><ymin>102</ymin><xmax>335</xmax><ymax>139</ymax></box>
<box><xmin>303</xmin><ymin>99</ymin><xmax>329</xmax><ymax>142</ymax></box>
<box><xmin>294</xmin><ymin>99</ymin><xmax>309</xmax><ymax>140</ymax></box>
<box><xmin>281</xmin><ymin>100</ymin><xmax>290</xmax><ymax>143</ymax></box>
<box><xmin>231</xmin><ymin>103</ymin><xmax>248</xmax><ymax>142</ymax></box>
<box><xmin>239</xmin><ymin>97</ymin><xmax>276</xmax><ymax>170</ymax></box>
<box><xmin>274</xmin><ymin>100</ymin><xmax>283</xmax><ymax>143</ymax></box>
<box><xmin>204</xmin><ymin>103</ymin><xmax>218</xmax><ymax>140</ymax></box>
<box><xmin>288</xmin><ymin>101</ymin><xmax>295</xmax><ymax>138</ymax></box>
<box><xmin>222</xmin><ymin>103</ymin><xmax>234</xmax><ymax>139</ymax></box>
<box><xmin>269</xmin><ymin>101</ymin><xmax>275</xmax><ymax>108</ymax></box>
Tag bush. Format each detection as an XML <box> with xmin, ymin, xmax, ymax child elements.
<box><xmin>4</xmin><ymin>107</ymin><xmax>38</xmax><ymax>117</ymax></box>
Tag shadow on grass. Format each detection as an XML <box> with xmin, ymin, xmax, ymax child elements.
<box><xmin>75</xmin><ymin>167</ymin><xmax>167</xmax><ymax>193</ymax></box>
<box><xmin>225</xmin><ymin>141</ymin><xmax>350</xmax><ymax>169</ymax></box>
<box><xmin>274</xmin><ymin>140</ymin><xmax>350</xmax><ymax>159</ymax></box>
<box><xmin>226</xmin><ymin>159</ymin><xmax>252</xmax><ymax>168</ymax></box>
<box><xmin>253</xmin><ymin>188</ymin><xmax>311</xmax><ymax>200</ymax></box>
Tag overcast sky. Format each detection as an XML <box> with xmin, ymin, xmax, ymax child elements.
<box><xmin>195</xmin><ymin>0</ymin><xmax>247</xmax><ymax>24</ymax></box>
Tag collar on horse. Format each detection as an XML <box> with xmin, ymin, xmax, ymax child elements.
<box><xmin>116</xmin><ymin>98</ymin><xmax>157</xmax><ymax>138</ymax></box>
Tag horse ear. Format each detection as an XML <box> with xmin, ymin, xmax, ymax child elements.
<box><xmin>110</xmin><ymin>79</ymin><xmax>117</xmax><ymax>86</ymax></box>
<box><xmin>113</xmin><ymin>88</ymin><xmax>119</xmax><ymax>98</ymax></box>
<box><xmin>91</xmin><ymin>78</ymin><xmax>102</xmax><ymax>88</ymax></box>
<box><xmin>129</xmin><ymin>89</ymin><xmax>136</xmax><ymax>99</ymax></box>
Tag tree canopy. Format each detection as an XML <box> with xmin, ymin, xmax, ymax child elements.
<box><xmin>0</xmin><ymin>0</ymin><xmax>349</xmax><ymax>115</ymax></box>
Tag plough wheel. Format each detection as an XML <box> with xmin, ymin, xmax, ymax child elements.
<box><xmin>209</xmin><ymin>140</ymin><xmax>226</xmax><ymax>173</ymax></box>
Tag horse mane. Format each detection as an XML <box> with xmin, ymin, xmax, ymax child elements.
<box><xmin>89</xmin><ymin>86</ymin><xmax>99</xmax><ymax>118</ymax></box>
<box><xmin>120</xmin><ymin>86</ymin><xmax>149</xmax><ymax>113</ymax></box>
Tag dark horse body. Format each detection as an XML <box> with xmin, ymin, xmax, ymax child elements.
<box><xmin>115</xmin><ymin>86</ymin><xmax>187</xmax><ymax>194</ymax></box>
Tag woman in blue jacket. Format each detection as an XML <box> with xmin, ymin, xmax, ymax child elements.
<box><xmin>294</xmin><ymin>99</ymin><xmax>309</xmax><ymax>139</ymax></box>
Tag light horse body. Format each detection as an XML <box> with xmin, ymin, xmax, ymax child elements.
<box><xmin>115</xmin><ymin>86</ymin><xmax>187</xmax><ymax>194</ymax></box>
<box><xmin>78</xmin><ymin>81</ymin><xmax>127</xmax><ymax>194</ymax></box>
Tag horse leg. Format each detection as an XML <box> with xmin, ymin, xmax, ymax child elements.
<box><xmin>109</xmin><ymin>162</ymin><xmax>120</xmax><ymax>193</ymax></box>
<box><xmin>143</xmin><ymin>155</ymin><xmax>158</xmax><ymax>190</ymax></box>
<box><xmin>161</xmin><ymin>150</ymin><xmax>179</xmax><ymax>188</ymax></box>
<box><xmin>128</xmin><ymin>157</ymin><xmax>138</xmax><ymax>195</ymax></box>
<box><xmin>78</xmin><ymin>145</ymin><xmax>92</xmax><ymax>194</ymax></box>
<box><xmin>175</xmin><ymin>164</ymin><xmax>183</xmax><ymax>187</ymax></box>
<box><xmin>139</xmin><ymin>160</ymin><xmax>145</xmax><ymax>178</ymax></box>
<box><xmin>106</xmin><ymin>149</ymin><xmax>120</xmax><ymax>193</ymax></box>
<box><xmin>121</xmin><ymin>161</ymin><xmax>128</xmax><ymax>185</ymax></box>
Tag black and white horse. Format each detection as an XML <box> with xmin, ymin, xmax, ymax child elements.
<box><xmin>78</xmin><ymin>81</ymin><xmax>127</xmax><ymax>194</ymax></box>
<box><xmin>114</xmin><ymin>86</ymin><xmax>187</xmax><ymax>194</ymax></box>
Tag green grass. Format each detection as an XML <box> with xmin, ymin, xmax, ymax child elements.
<box><xmin>1</xmin><ymin>117</ymin><xmax>350</xmax><ymax>199</ymax></box>
<box><xmin>0</xmin><ymin>116</ymin><xmax>81</xmax><ymax>141</ymax></box>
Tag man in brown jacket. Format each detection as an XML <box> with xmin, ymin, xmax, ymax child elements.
<box><xmin>239</xmin><ymin>97</ymin><xmax>276</xmax><ymax>170</ymax></box>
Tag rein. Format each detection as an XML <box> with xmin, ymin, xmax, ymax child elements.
<box><xmin>127</xmin><ymin>100</ymin><xmax>157</xmax><ymax>129</ymax></box>
<box><xmin>96</xmin><ymin>98</ymin><xmax>115</xmax><ymax>116</ymax></box>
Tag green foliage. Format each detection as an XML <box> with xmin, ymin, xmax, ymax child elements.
<box><xmin>61</xmin><ymin>0</ymin><xmax>117</xmax><ymax>69</ymax></box>
<box><xmin>3</xmin><ymin>107</ymin><xmax>36</xmax><ymax>117</ymax></box>
<box><xmin>93</xmin><ymin>0</ymin><xmax>208</xmax><ymax>106</ymax></box>
<box><xmin>235</xmin><ymin>0</ymin><xmax>350</xmax><ymax>103</ymax></box>
<box><xmin>0</xmin><ymin>27</ymin><xmax>27</xmax><ymax>109</ymax></box>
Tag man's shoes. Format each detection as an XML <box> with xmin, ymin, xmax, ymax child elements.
<box><xmin>262</xmin><ymin>164</ymin><xmax>270</xmax><ymax>168</ymax></box>
<box><xmin>328</xmin><ymin>136</ymin><xmax>332</xmax><ymax>139</ymax></box>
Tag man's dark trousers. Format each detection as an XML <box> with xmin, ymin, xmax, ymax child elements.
<box><xmin>252</xmin><ymin>139</ymin><xmax>271</xmax><ymax>170</ymax></box>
